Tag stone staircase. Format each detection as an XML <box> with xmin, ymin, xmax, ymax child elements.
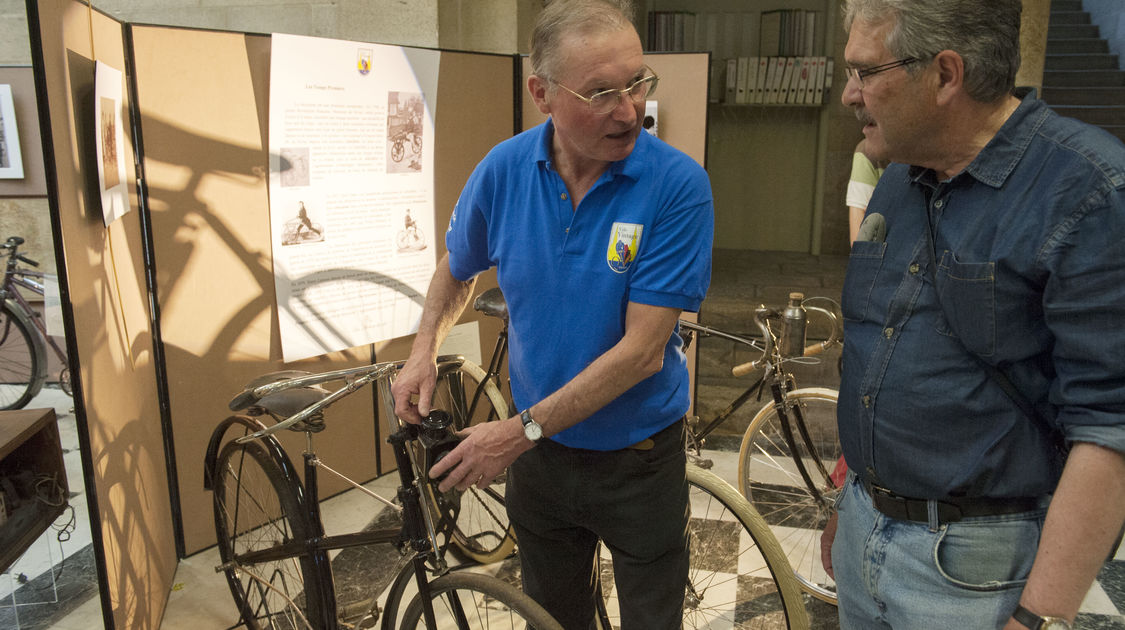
<box><xmin>1042</xmin><ymin>0</ymin><xmax>1125</xmax><ymax>142</ymax></box>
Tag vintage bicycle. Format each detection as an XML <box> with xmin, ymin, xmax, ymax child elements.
<box><xmin>209</xmin><ymin>348</ymin><xmax>809</xmax><ymax>629</ymax></box>
<box><xmin>204</xmin><ymin>355</ymin><xmax>558</xmax><ymax>629</ymax></box>
<box><xmin>1</xmin><ymin>236</ymin><xmax>71</xmax><ymax>410</ymax></box>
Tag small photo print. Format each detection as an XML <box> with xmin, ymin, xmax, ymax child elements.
<box><xmin>282</xmin><ymin>200</ymin><xmax>326</xmax><ymax>246</ymax></box>
<box><xmin>386</xmin><ymin>92</ymin><xmax>424</xmax><ymax>174</ymax></box>
<box><xmin>395</xmin><ymin>208</ymin><xmax>427</xmax><ymax>252</ymax></box>
<box><xmin>280</xmin><ymin>147</ymin><xmax>310</xmax><ymax>187</ymax></box>
<box><xmin>100</xmin><ymin>97</ymin><xmax>120</xmax><ymax>190</ymax></box>
<box><xmin>0</xmin><ymin>83</ymin><xmax>23</xmax><ymax>179</ymax></box>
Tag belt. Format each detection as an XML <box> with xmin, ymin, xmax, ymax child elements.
<box><xmin>626</xmin><ymin>416</ymin><xmax>686</xmax><ymax>451</ymax></box>
<box><xmin>863</xmin><ymin>479</ymin><xmax>1043</xmax><ymax>524</ymax></box>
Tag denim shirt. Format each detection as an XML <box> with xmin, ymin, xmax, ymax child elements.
<box><xmin>839</xmin><ymin>92</ymin><xmax>1125</xmax><ymax>500</ymax></box>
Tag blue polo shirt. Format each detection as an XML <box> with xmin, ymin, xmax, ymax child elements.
<box><xmin>447</xmin><ymin>119</ymin><xmax>714</xmax><ymax>450</ymax></box>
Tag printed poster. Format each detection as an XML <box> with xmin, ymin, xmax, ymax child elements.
<box><xmin>269</xmin><ymin>33</ymin><xmax>439</xmax><ymax>361</ymax></box>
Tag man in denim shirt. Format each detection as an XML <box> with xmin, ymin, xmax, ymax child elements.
<box><xmin>826</xmin><ymin>0</ymin><xmax>1125</xmax><ymax>628</ymax></box>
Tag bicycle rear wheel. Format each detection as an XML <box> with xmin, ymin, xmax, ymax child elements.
<box><xmin>399</xmin><ymin>570</ymin><xmax>562</xmax><ymax>630</ymax></box>
<box><xmin>212</xmin><ymin>435</ymin><xmax>334</xmax><ymax>629</ymax></box>
<box><xmin>737</xmin><ymin>387</ymin><xmax>841</xmax><ymax>604</ymax></box>
<box><xmin>428</xmin><ymin>359</ymin><xmax>515</xmax><ymax>564</ymax></box>
<box><xmin>596</xmin><ymin>465</ymin><xmax>809</xmax><ymax>629</ymax></box>
<box><xmin>0</xmin><ymin>300</ymin><xmax>47</xmax><ymax>410</ymax></box>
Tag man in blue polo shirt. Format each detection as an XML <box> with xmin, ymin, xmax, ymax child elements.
<box><xmin>391</xmin><ymin>1</ymin><xmax>713</xmax><ymax>627</ymax></box>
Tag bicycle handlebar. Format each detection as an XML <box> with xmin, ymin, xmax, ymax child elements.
<box><xmin>726</xmin><ymin>298</ymin><xmax>842</xmax><ymax>378</ymax></box>
<box><xmin>229</xmin><ymin>356</ymin><xmax>468</xmax><ymax>444</ymax></box>
<box><xmin>3</xmin><ymin>236</ymin><xmax>40</xmax><ymax>268</ymax></box>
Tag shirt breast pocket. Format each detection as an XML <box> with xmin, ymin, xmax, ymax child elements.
<box><xmin>842</xmin><ymin>240</ymin><xmax>886</xmax><ymax>322</ymax></box>
<box><xmin>933</xmin><ymin>252</ymin><xmax>996</xmax><ymax>357</ymax></box>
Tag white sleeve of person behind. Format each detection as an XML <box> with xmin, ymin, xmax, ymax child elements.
<box><xmin>643</xmin><ymin>100</ymin><xmax>658</xmax><ymax>137</ymax></box>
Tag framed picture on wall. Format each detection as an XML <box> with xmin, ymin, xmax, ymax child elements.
<box><xmin>0</xmin><ymin>84</ymin><xmax>25</xmax><ymax>179</ymax></box>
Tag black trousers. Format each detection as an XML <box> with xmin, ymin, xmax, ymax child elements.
<box><xmin>506</xmin><ymin>420</ymin><xmax>689</xmax><ymax>630</ymax></box>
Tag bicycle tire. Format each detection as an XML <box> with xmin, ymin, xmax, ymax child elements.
<box><xmin>595</xmin><ymin>464</ymin><xmax>809</xmax><ymax>629</ymax></box>
<box><xmin>428</xmin><ymin>359</ymin><xmax>516</xmax><ymax>564</ymax></box>
<box><xmin>212</xmin><ymin>436</ymin><xmax>335</xmax><ymax>629</ymax></box>
<box><xmin>0</xmin><ymin>299</ymin><xmax>47</xmax><ymax>410</ymax></box>
<box><xmin>399</xmin><ymin>570</ymin><xmax>563</xmax><ymax>630</ymax></box>
<box><xmin>737</xmin><ymin>387</ymin><xmax>841</xmax><ymax>605</ymax></box>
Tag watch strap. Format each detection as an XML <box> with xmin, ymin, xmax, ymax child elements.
<box><xmin>1012</xmin><ymin>605</ymin><xmax>1043</xmax><ymax>630</ymax></box>
<box><xmin>1013</xmin><ymin>604</ymin><xmax>1071</xmax><ymax>630</ymax></box>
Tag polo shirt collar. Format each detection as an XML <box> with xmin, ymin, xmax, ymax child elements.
<box><xmin>909</xmin><ymin>89</ymin><xmax>1047</xmax><ymax>189</ymax></box>
<box><xmin>535</xmin><ymin>117</ymin><xmax>648</xmax><ymax>182</ymax></box>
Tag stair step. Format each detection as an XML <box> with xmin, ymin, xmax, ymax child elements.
<box><xmin>1043</xmin><ymin>69</ymin><xmax>1125</xmax><ymax>87</ymax></box>
<box><xmin>1051</xmin><ymin>105</ymin><xmax>1125</xmax><ymax>126</ymax></box>
<box><xmin>1048</xmin><ymin>23</ymin><xmax>1100</xmax><ymax>39</ymax></box>
<box><xmin>1041</xmin><ymin>86</ymin><xmax>1125</xmax><ymax>106</ymax></box>
<box><xmin>1045</xmin><ymin>53</ymin><xmax>1120</xmax><ymax>70</ymax></box>
<box><xmin>1049</xmin><ymin>10</ymin><xmax>1091</xmax><ymax>26</ymax></box>
<box><xmin>1046</xmin><ymin>38</ymin><xmax>1109</xmax><ymax>55</ymax></box>
<box><xmin>1051</xmin><ymin>0</ymin><xmax>1083</xmax><ymax>10</ymax></box>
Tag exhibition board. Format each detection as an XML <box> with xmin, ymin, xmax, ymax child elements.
<box><xmin>26</xmin><ymin>0</ymin><xmax>174</xmax><ymax>627</ymax></box>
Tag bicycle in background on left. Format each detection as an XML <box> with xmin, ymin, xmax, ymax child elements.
<box><xmin>1</xmin><ymin>236</ymin><xmax>71</xmax><ymax>410</ymax></box>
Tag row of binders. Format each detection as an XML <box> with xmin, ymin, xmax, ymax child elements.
<box><xmin>722</xmin><ymin>56</ymin><xmax>834</xmax><ymax>105</ymax></box>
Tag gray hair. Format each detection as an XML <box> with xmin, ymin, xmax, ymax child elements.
<box><xmin>842</xmin><ymin>0</ymin><xmax>1021</xmax><ymax>102</ymax></box>
<box><xmin>529</xmin><ymin>0</ymin><xmax>637</xmax><ymax>84</ymax></box>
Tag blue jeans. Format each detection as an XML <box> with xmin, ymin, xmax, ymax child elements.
<box><xmin>832</xmin><ymin>472</ymin><xmax>1048</xmax><ymax>629</ymax></box>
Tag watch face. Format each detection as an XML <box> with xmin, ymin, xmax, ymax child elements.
<box><xmin>1042</xmin><ymin>621</ymin><xmax>1071</xmax><ymax>630</ymax></box>
<box><xmin>524</xmin><ymin>421</ymin><xmax>542</xmax><ymax>441</ymax></box>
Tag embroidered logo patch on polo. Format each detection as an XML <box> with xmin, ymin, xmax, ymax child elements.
<box><xmin>606</xmin><ymin>222</ymin><xmax>643</xmax><ymax>273</ymax></box>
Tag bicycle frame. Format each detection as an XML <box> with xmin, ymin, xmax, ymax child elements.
<box><xmin>211</xmin><ymin>357</ymin><xmax>481</xmax><ymax>629</ymax></box>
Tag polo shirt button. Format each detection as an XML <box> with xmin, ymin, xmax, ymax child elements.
<box><xmin>934</xmin><ymin>199</ymin><xmax>944</xmax><ymax>209</ymax></box>
<box><xmin>560</xmin><ymin>193</ymin><xmax>568</xmax><ymax>200</ymax></box>
<box><xmin>909</xmin><ymin>262</ymin><xmax>920</xmax><ymax>274</ymax></box>
<box><xmin>883</xmin><ymin>327</ymin><xmax>894</xmax><ymax>338</ymax></box>
<box><xmin>862</xmin><ymin>395</ymin><xmax>872</xmax><ymax>408</ymax></box>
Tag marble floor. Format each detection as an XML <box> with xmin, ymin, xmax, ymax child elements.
<box><xmin>3</xmin><ymin>384</ymin><xmax>1125</xmax><ymax>629</ymax></box>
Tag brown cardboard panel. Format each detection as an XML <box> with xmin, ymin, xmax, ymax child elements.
<box><xmin>129</xmin><ymin>25</ymin><xmax>380</xmax><ymax>555</ymax></box>
<box><xmin>0</xmin><ymin>66</ymin><xmax>48</xmax><ymax>197</ymax></box>
<box><xmin>30</xmin><ymin>0</ymin><xmax>176</xmax><ymax>627</ymax></box>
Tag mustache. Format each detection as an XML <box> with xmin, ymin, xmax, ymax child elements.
<box><xmin>855</xmin><ymin>109</ymin><xmax>875</xmax><ymax>126</ymax></box>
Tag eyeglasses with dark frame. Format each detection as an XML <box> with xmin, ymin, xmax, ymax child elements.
<box><xmin>844</xmin><ymin>57</ymin><xmax>918</xmax><ymax>89</ymax></box>
<box><xmin>554</xmin><ymin>68</ymin><xmax>660</xmax><ymax>115</ymax></box>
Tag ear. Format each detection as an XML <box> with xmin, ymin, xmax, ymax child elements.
<box><xmin>931</xmin><ymin>50</ymin><xmax>964</xmax><ymax>106</ymax></box>
<box><xmin>527</xmin><ymin>74</ymin><xmax>552</xmax><ymax>115</ymax></box>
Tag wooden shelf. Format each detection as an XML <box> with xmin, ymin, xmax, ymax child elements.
<box><xmin>0</xmin><ymin>407</ymin><xmax>68</xmax><ymax>573</ymax></box>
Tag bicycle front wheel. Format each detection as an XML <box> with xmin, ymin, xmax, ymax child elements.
<box><xmin>595</xmin><ymin>465</ymin><xmax>809</xmax><ymax>629</ymax></box>
<box><xmin>212</xmin><ymin>434</ymin><xmax>334</xmax><ymax>629</ymax></box>
<box><xmin>429</xmin><ymin>359</ymin><xmax>515</xmax><ymax>564</ymax></box>
<box><xmin>737</xmin><ymin>387</ymin><xmax>841</xmax><ymax>604</ymax></box>
<box><xmin>0</xmin><ymin>300</ymin><xmax>47</xmax><ymax>410</ymax></box>
<box><xmin>399</xmin><ymin>571</ymin><xmax>562</xmax><ymax>630</ymax></box>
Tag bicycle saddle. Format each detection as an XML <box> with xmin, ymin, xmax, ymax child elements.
<box><xmin>228</xmin><ymin>370</ymin><xmax>331</xmax><ymax>417</ymax></box>
<box><xmin>473</xmin><ymin>287</ymin><xmax>508</xmax><ymax>324</ymax></box>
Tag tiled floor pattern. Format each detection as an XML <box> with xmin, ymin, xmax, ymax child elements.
<box><xmin>4</xmin><ymin>391</ymin><xmax>1124</xmax><ymax>629</ymax></box>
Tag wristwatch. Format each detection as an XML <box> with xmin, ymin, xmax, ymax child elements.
<box><xmin>1012</xmin><ymin>604</ymin><xmax>1072</xmax><ymax>630</ymax></box>
<box><xmin>520</xmin><ymin>409</ymin><xmax>543</xmax><ymax>443</ymax></box>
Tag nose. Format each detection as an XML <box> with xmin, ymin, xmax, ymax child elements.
<box><xmin>841</xmin><ymin>74</ymin><xmax>863</xmax><ymax>109</ymax></box>
<box><xmin>611</xmin><ymin>93</ymin><xmax>639</xmax><ymax>123</ymax></box>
